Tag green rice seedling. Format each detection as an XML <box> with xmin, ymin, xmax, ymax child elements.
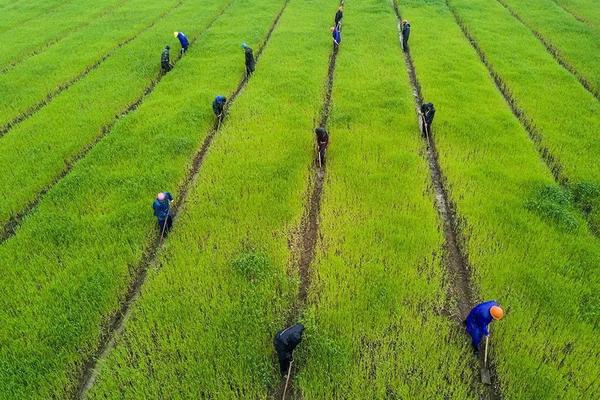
<box><xmin>400</xmin><ymin>0</ymin><xmax>600</xmax><ymax>398</ymax></box>
<box><xmin>551</xmin><ymin>0</ymin><xmax>600</xmax><ymax>29</ymax></box>
<box><xmin>87</xmin><ymin>0</ymin><xmax>335</xmax><ymax>397</ymax></box>
<box><xmin>0</xmin><ymin>0</ymin><xmax>286</xmax><ymax>397</ymax></box>
<box><xmin>0</xmin><ymin>0</ymin><xmax>228</xmax><ymax>230</ymax></box>
<box><xmin>0</xmin><ymin>0</ymin><xmax>72</xmax><ymax>34</ymax></box>
<box><xmin>448</xmin><ymin>0</ymin><xmax>600</xmax><ymax>232</ymax></box>
<box><xmin>0</xmin><ymin>0</ymin><xmax>181</xmax><ymax>129</ymax></box>
<box><xmin>0</xmin><ymin>0</ymin><xmax>124</xmax><ymax>70</ymax></box>
<box><xmin>499</xmin><ymin>0</ymin><xmax>600</xmax><ymax>96</ymax></box>
<box><xmin>297</xmin><ymin>0</ymin><xmax>474</xmax><ymax>398</ymax></box>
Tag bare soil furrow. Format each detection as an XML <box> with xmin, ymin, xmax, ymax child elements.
<box><xmin>393</xmin><ymin>1</ymin><xmax>503</xmax><ymax>399</ymax></box>
<box><xmin>74</xmin><ymin>1</ymin><xmax>291</xmax><ymax>397</ymax></box>
<box><xmin>276</xmin><ymin>20</ymin><xmax>340</xmax><ymax>400</ymax></box>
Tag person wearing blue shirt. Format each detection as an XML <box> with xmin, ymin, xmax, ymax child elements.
<box><xmin>465</xmin><ymin>301</ymin><xmax>504</xmax><ymax>354</ymax></box>
<box><xmin>331</xmin><ymin>25</ymin><xmax>341</xmax><ymax>47</ymax></box>
<box><xmin>174</xmin><ymin>31</ymin><xmax>189</xmax><ymax>54</ymax></box>
<box><xmin>212</xmin><ymin>96</ymin><xmax>227</xmax><ymax>118</ymax></box>
<box><xmin>153</xmin><ymin>192</ymin><xmax>174</xmax><ymax>234</ymax></box>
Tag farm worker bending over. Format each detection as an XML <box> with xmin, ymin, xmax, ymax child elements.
<box><xmin>419</xmin><ymin>102</ymin><xmax>435</xmax><ymax>137</ymax></box>
<box><xmin>465</xmin><ymin>301</ymin><xmax>504</xmax><ymax>354</ymax></box>
<box><xmin>315</xmin><ymin>127</ymin><xmax>329</xmax><ymax>167</ymax></box>
<box><xmin>242</xmin><ymin>43</ymin><xmax>255</xmax><ymax>77</ymax></box>
<box><xmin>274</xmin><ymin>323</ymin><xmax>304</xmax><ymax>378</ymax></box>
<box><xmin>153</xmin><ymin>192</ymin><xmax>174</xmax><ymax>234</ymax></box>
<box><xmin>331</xmin><ymin>25</ymin><xmax>341</xmax><ymax>47</ymax></box>
<box><xmin>212</xmin><ymin>96</ymin><xmax>227</xmax><ymax>118</ymax></box>
<box><xmin>401</xmin><ymin>20</ymin><xmax>410</xmax><ymax>51</ymax></box>
<box><xmin>161</xmin><ymin>45</ymin><xmax>173</xmax><ymax>72</ymax></box>
<box><xmin>334</xmin><ymin>5</ymin><xmax>343</xmax><ymax>29</ymax></box>
<box><xmin>174</xmin><ymin>31</ymin><xmax>189</xmax><ymax>54</ymax></box>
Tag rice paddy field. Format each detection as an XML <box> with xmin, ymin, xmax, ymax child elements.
<box><xmin>0</xmin><ymin>0</ymin><xmax>598</xmax><ymax>399</ymax></box>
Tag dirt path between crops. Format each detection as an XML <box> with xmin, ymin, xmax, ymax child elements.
<box><xmin>0</xmin><ymin>0</ymin><xmax>131</xmax><ymax>74</ymax></box>
<box><xmin>274</xmin><ymin>25</ymin><xmax>340</xmax><ymax>400</ymax></box>
<box><xmin>0</xmin><ymin>0</ymin><xmax>184</xmax><ymax>137</ymax></box>
<box><xmin>494</xmin><ymin>0</ymin><xmax>600</xmax><ymax>102</ymax></box>
<box><xmin>393</xmin><ymin>2</ymin><xmax>503</xmax><ymax>399</ymax></box>
<box><xmin>0</xmin><ymin>0</ymin><xmax>234</xmax><ymax>247</ymax></box>
<box><xmin>74</xmin><ymin>1</ymin><xmax>290</xmax><ymax>398</ymax></box>
<box><xmin>548</xmin><ymin>0</ymin><xmax>593</xmax><ymax>28</ymax></box>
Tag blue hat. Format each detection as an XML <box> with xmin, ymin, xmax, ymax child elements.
<box><xmin>241</xmin><ymin>42</ymin><xmax>248</xmax><ymax>49</ymax></box>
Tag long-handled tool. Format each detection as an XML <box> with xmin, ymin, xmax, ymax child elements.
<box><xmin>480</xmin><ymin>334</ymin><xmax>492</xmax><ymax>385</ymax></box>
<box><xmin>159</xmin><ymin>212</ymin><xmax>170</xmax><ymax>242</ymax></box>
<box><xmin>318</xmin><ymin>147</ymin><xmax>322</xmax><ymax>169</ymax></box>
<box><xmin>159</xmin><ymin>199</ymin><xmax>174</xmax><ymax>242</ymax></box>
<box><xmin>282</xmin><ymin>360</ymin><xmax>294</xmax><ymax>400</ymax></box>
<box><xmin>421</xmin><ymin>113</ymin><xmax>432</xmax><ymax>148</ymax></box>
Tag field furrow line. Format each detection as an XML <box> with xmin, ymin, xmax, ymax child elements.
<box><xmin>0</xmin><ymin>0</ymin><xmax>232</xmax><ymax>247</ymax></box>
<box><xmin>75</xmin><ymin>1</ymin><xmax>291</xmax><ymax>397</ymax></box>
<box><xmin>393</xmin><ymin>1</ymin><xmax>503</xmax><ymax>399</ymax></box>
<box><xmin>275</xmin><ymin>8</ymin><xmax>341</xmax><ymax>400</ymax></box>
<box><xmin>0</xmin><ymin>0</ymin><xmax>130</xmax><ymax>74</ymax></box>
<box><xmin>445</xmin><ymin>0</ymin><xmax>600</xmax><ymax>238</ymax></box>
<box><xmin>548</xmin><ymin>0</ymin><xmax>593</xmax><ymax>28</ymax></box>
<box><xmin>494</xmin><ymin>0</ymin><xmax>600</xmax><ymax>102</ymax></box>
<box><xmin>0</xmin><ymin>0</ymin><xmax>185</xmax><ymax>138</ymax></box>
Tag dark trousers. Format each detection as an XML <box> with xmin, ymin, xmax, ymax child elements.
<box><xmin>318</xmin><ymin>145</ymin><xmax>326</xmax><ymax>166</ymax></box>
<box><xmin>180</xmin><ymin>46</ymin><xmax>188</xmax><ymax>55</ymax></box>
<box><xmin>157</xmin><ymin>215</ymin><xmax>173</xmax><ymax>234</ymax></box>
<box><xmin>161</xmin><ymin>62</ymin><xmax>172</xmax><ymax>72</ymax></box>
<box><xmin>402</xmin><ymin>35</ymin><xmax>409</xmax><ymax>52</ymax></box>
<box><xmin>277</xmin><ymin>351</ymin><xmax>292</xmax><ymax>376</ymax></box>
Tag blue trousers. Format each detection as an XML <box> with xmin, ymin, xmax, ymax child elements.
<box><xmin>466</xmin><ymin>322</ymin><xmax>485</xmax><ymax>350</ymax></box>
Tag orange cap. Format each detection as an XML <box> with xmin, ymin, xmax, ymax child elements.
<box><xmin>490</xmin><ymin>306</ymin><xmax>504</xmax><ymax>320</ymax></box>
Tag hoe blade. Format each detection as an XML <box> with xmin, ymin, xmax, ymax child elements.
<box><xmin>480</xmin><ymin>367</ymin><xmax>491</xmax><ymax>385</ymax></box>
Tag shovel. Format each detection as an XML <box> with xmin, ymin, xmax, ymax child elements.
<box><xmin>480</xmin><ymin>335</ymin><xmax>491</xmax><ymax>385</ymax></box>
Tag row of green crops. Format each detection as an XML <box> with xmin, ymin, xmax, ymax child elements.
<box><xmin>400</xmin><ymin>0</ymin><xmax>600</xmax><ymax>398</ymax></box>
<box><xmin>499</xmin><ymin>0</ymin><xmax>600</xmax><ymax>97</ymax></box>
<box><xmin>447</xmin><ymin>0</ymin><xmax>600</xmax><ymax>233</ymax></box>
<box><xmin>297</xmin><ymin>0</ymin><xmax>474</xmax><ymax>398</ymax></box>
<box><xmin>0</xmin><ymin>0</ymin><xmax>229</xmax><ymax>231</ymax></box>
<box><xmin>0</xmin><ymin>0</ymin><xmax>71</xmax><ymax>33</ymax></box>
<box><xmin>0</xmin><ymin>0</ymin><xmax>288</xmax><ymax>397</ymax></box>
<box><xmin>87</xmin><ymin>0</ymin><xmax>336</xmax><ymax>397</ymax></box>
<box><xmin>552</xmin><ymin>0</ymin><xmax>600</xmax><ymax>29</ymax></box>
<box><xmin>0</xmin><ymin>0</ymin><xmax>182</xmax><ymax>128</ymax></box>
<box><xmin>0</xmin><ymin>0</ymin><xmax>124</xmax><ymax>70</ymax></box>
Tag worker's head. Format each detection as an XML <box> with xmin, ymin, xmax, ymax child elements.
<box><xmin>403</xmin><ymin>19</ymin><xmax>409</xmax><ymax>24</ymax></box>
<box><xmin>241</xmin><ymin>42</ymin><xmax>248</xmax><ymax>49</ymax></box>
<box><xmin>490</xmin><ymin>306</ymin><xmax>504</xmax><ymax>320</ymax></box>
<box><xmin>330</xmin><ymin>26</ymin><xmax>336</xmax><ymax>32</ymax></box>
<box><xmin>315</xmin><ymin>127</ymin><xmax>326</xmax><ymax>135</ymax></box>
<box><xmin>173</xmin><ymin>31</ymin><xmax>179</xmax><ymax>38</ymax></box>
<box><xmin>165</xmin><ymin>45</ymin><xmax>170</xmax><ymax>50</ymax></box>
<box><xmin>338</xmin><ymin>6</ymin><xmax>343</xmax><ymax>11</ymax></box>
<box><xmin>157</xmin><ymin>192</ymin><xmax>166</xmax><ymax>201</ymax></box>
